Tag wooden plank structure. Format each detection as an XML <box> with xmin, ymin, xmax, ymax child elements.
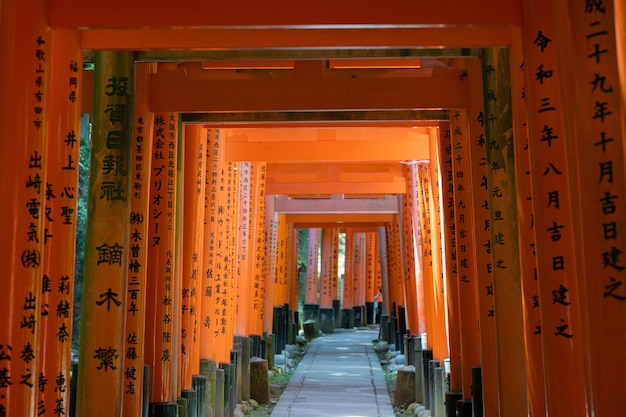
<box><xmin>1</xmin><ymin>1</ymin><xmax>625</xmax><ymax>416</ymax></box>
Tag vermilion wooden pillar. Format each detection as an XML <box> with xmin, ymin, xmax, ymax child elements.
<box><xmin>289</xmin><ymin>223</ymin><xmax>299</xmax><ymax>312</ymax></box>
<box><xmin>383</xmin><ymin>224</ymin><xmax>396</xmax><ymax>312</ymax></box>
<box><xmin>76</xmin><ymin>51</ymin><xmax>134</xmax><ymax>416</ymax></box>
<box><xmin>428</xmin><ymin>128</ymin><xmax>449</xmax><ymax>361</ymax></box>
<box><xmin>466</xmin><ymin>58</ymin><xmax>499</xmax><ymax>417</ymax></box>
<box><xmin>38</xmin><ymin>29</ymin><xmax>81</xmax><ymax>417</ymax></box>
<box><xmin>342</xmin><ymin>230</ymin><xmax>354</xmax><ymax>310</ymax></box>
<box><xmin>437</xmin><ymin>123</ymin><xmax>462</xmax><ymax>394</ymax></box>
<box><xmin>250</xmin><ymin>163</ymin><xmax>268</xmax><ymax>335</ymax></box>
<box><xmin>508</xmin><ymin>43</ymin><xmax>546</xmax><ymax>417</ymax></box>
<box><xmin>520</xmin><ymin>3</ymin><xmax>588</xmax><ymax>414</ymax></box>
<box><xmin>553</xmin><ymin>2</ymin><xmax>626</xmax><ymax>415</ymax></box>
<box><xmin>0</xmin><ymin>1</ymin><xmax>49</xmax><ymax>414</ymax></box>
<box><xmin>122</xmin><ymin>63</ymin><xmax>155</xmax><ymax>417</ymax></box>
<box><xmin>330</xmin><ymin>228</ymin><xmax>340</xmax><ymax>303</ymax></box>
<box><xmin>145</xmin><ymin>112</ymin><xmax>179</xmax><ymax>404</ymax></box>
<box><xmin>215</xmin><ymin>160</ymin><xmax>238</xmax><ymax>362</ymax></box>
<box><xmin>365</xmin><ymin>232</ymin><xmax>377</xmax><ymax>314</ymax></box>
<box><xmin>352</xmin><ymin>233</ymin><xmax>365</xmax><ymax>309</ymax></box>
<box><xmin>481</xmin><ymin>47</ymin><xmax>528</xmax><ymax>416</ymax></box>
<box><xmin>305</xmin><ymin>228</ymin><xmax>320</xmax><ymax>306</ymax></box>
<box><xmin>320</xmin><ymin>228</ymin><xmax>334</xmax><ymax>309</ymax></box>
<box><xmin>273</xmin><ymin>214</ymin><xmax>290</xmax><ymax>307</ymax></box>
<box><xmin>409</xmin><ymin>164</ymin><xmax>427</xmax><ymax>336</ymax></box>
<box><xmin>401</xmin><ymin>167</ymin><xmax>419</xmax><ymax>335</ymax></box>
<box><xmin>287</xmin><ymin>223</ymin><xmax>298</xmax><ymax>310</ymax></box>
<box><xmin>449</xmin><ymin>109</ymin><xmax>481</xmax><ymax>402</ymax></box>
<box><xmin>180</xmin><ymin>124</ymin><xmax>206</xmax><ymax>389</ymax></box>
<box><xmin>200</xmin><ymin>128</ymin><xmax>221</xmax><ymax>361</ymax></box>
<box><xmin>235</xmin><ymin>162</ymin><xmax>251</xmax><ymax>335</ymax></box>
<box><xmin>416</xmin><ymin>163</ymin><xmax>437</xmax><ymax>349</ymax></box>
<box><xmin>263</xmin><ymin>194</ymin><xmax>278</xmax><ymax>332</ymax></box>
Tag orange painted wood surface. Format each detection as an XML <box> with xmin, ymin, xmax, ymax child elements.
<box><xmin>553</xmin><ymin>2</ymin><xmax>626</xmax><ymax>415</ymax></box>
<box><xmin>466</xmin><ymin>57</ymin><xmax>499</xmax><ymax>417</ymax></box>
<box><xmin>428</xmin><ymin>128</ymin><xmax>450</xmax><ymax>361</ymax></box>
<box><xmin>250</xmin><ymin>163</ymin><xmax>268</xmax><ymax>335</ymax></box>
<box><xmin>144</xmin><ymin>112</ymin><xmax>179</xmax><ymax>403</ymax></box>
<box><xmin>151</xmin><ymin>71</ymin><xmax>468</xmax><ymax>113</ymax></box>
<box><xmin>450</xmin><ymin>109</ymin><xmax>481</xmax><ymax>400</ymax></box>
<box><xmin>305</xmin><ymin>228</ymin><xmax>320</xmax><ymax>305</ymax></box>
<box><xmin>180</xmin><ymin>124</ymin><xmax>206</xmax><ymax>388</ymax></box>
<box><xmin>320</xmin><ymin>228</ymin><xmax>335</xmax><ymax>308</ymax></box>
<box><xmin>416</xmin><ymin>163</ymin><xmax>436</xmax><ymax>348</ymax></box>
<box><xmin>37</xmin><ymin>28</ymin><xmax>81</xmax><ymax>417</ymax></box>
<box><xmin>482</xmin><ymin>45</ymin><xmax>528</xmax><ymax>416</ymax></box>
<box><xmin>200</xmin><ymin>129</ymin><xmax>221</xmax><ymax>361</ymax></box>
<box><xmin>0</xmin><ymin>1</ymin><xmax>49</xmax><ymax>414</ymax></box>
<box><xmin>520</xmin><ymin>2</ymin><xmax>586</xmax><ymax>415</ymax></box>
<box><xmin>342</xmin><ymin>231</ymin><xmax>355</xmax><ymax>310</ymax></box>
<box><xmin>438</xmin><ymin>123</ymin><xmax>462</xmax><ymax>393</ymax></box>
<box><xmin>122</xmin><ymin>63</ymin><xmax>155</xmax><ymax>416</ymax></box>
<box><xmin>80</xmin><ymin>26</ymin><xmax>512</xmax><ymax>51</ymax></box>
<box><xmin>50</xmin><ymin>0</ymin><xmax>521</xmax><ymax>29</ymax></box>
<box><xmin>235</xmin><ymin>162</ymin><xmax>252</xmax><ymax>336</ymax></box>
<box><xmin>76</xmin><ymin>51</ymin><xmax>134</xmax><ymax>416</ymax></box>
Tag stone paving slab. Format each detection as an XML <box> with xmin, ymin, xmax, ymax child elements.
<box><xmin>270</xmin><ymin>328</ymin><xmax>395</xmax><ymax>417</ymax></box>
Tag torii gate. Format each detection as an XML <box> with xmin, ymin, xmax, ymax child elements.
<box><xmin>1</xmin><ymin>1</ymin><xmax>626</xmax><ymax>417</ymax></box>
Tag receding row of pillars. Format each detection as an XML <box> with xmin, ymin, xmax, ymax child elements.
<box><xmin>3</xmin><ymin>1</ymin><xmax>626</xmax><ymax>417</ymax></box>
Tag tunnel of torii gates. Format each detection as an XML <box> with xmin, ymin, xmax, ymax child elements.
<box><xmin>2</xmin><ymin>1</ymin><xmax>626</xmax><ymax>417</ymax></box>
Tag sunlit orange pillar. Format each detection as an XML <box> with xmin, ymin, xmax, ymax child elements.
<box><xmin>365</xmin><ymin>232</ymin><xmax>377</xmax><ymax>323</ymax></box>
<box><xmin>75</xmin><ymin>51</ymin><xmax>134</xmax><ymax>416</ymax></box>
<box><xmin>122</xmin><ymin>63</ymin><xmax>155</xmax><ymax>416</ymax></box>
<box><xmin>0</xmin><ymin>1</ymin><xmax>49</xmax><ymax>414</ymax></box>
<box><xmin>200</xmin><ymin>128</ymin><xmax>221</xmax><ymax>361</ymax></box>
<box><xmin>289</xmin><ymin>223</ymin><xmax>299</xmax><ymax>312</ymax></box>
<box><xmin>263</xmin><ymin>194</ymin><xmax>278</xmax><ymax>332</ymax></box>
<box><xmin>401</xmin><ymin>167</ymin><xmax>420</xmax><ymax>335</ymax></box>
<box><xmin>273</xmin><ymin>214</ymin><xmax>290</xmax><ymax>307</ymax></box>
<box><xmin>36</xmin><ymin>28</ymin><xmax>81</xmax><ymax>417</ymax></box>
<box><xmin>437</xmin><ymin>123</ymin><xmax>462</xmax><ymax>394</ymax></box>
<box><xmin>305</xmin><ymin>228</ymin><xmax>320</xmax><ymax>306</ymax></box>
<box><xmin>330</xmin><ymin>228</ymin><xmax>340</xmax><ymax>305</ymax></box>
<box><xmin>428</xmin><ymin>128</ymin><xmax>450</xmax><ymax>361</ymax></box>
<box><xmin>466</xmin><ymin>58</ymin><xmax>499</xmax><ymax>417</ymax></box>
<box><xmin>519</xmin><ymin>4</ymin><xmax>588</xmax><ymax>414</ymax></box>
<box><xmin>320</xmin><ymin>228</ymin><xmax>335</xmax><ymax>309</ymax></box>
<box><xmin>145</xmin><ymin>112</ymin><xmax>179</xmax><ymax>405</ymax></box>
<box><xmin>553</xmin><ymin>2</ymin><xmax>626</xmax><ymax>415</ymax></box>
<box><xmin>385</xmin><ymin>218</ymin><xmax>405</xmax><ymax>314</ymax></box>
<box><xmin>481</xmin><ymin>47</ymin><xmax>528</xmax><ymax>416</ymax></box>
<box><xmin>215</xmin><ymin>160</ymin><xmax>238</xmax><ymax>362</ymax></box>
<box><xmin>353</xmin><ymin>233</ymin><xmax>366</xmax><ymax>310</ymax></box>
<box><xmin>180</xmin><ymin>124</ymin><xmax>206</xmax><ymax>389</ymax></box>
<box><xmin>342</xmin><ymin>230</ymin><xmax>354</xmax><ymax>311</ymax></box>
<box><xmin>508</xmin><ymin>39</ymin><xmax>545</xmax><ymax>417</ymax></box>
<box><xmin>409</xmin><ymin>164</ymin><xmax>427</xmax><ymax>336</ymax></box>
<box><xmin>417</xmin><ymin>163</ymin><xmax>437</xmax><ymax>346</ymax></box>
<box><xmin>235</xmin><ymin>162</ymin><xmax>252</xmax><ymax>336</ymax></box>
<box><xmin>449</xmin><ymin>109</ymin><xmax>481</xmax><ymax>403</ymax></box>
<box><xmin>249</xmin><ymin>163</ymin><xmax>267</xmax><ymax>335</ymax></box>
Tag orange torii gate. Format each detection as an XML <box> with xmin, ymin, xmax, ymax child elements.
<box><xmin>2</xmin><ymin>1</ymin><xmax>626</xmax><ymax>417</ymax></box>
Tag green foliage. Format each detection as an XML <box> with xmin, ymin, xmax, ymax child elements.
<box><xmin>71</xmin><ymin>114</ymin><xmax>91</xmax><ymax>350</ymax></box>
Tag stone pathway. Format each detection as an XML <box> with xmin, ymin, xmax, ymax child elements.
<box><xmin>270</xmin><ymin>328</ymin><xmax>395</xmax><ymax>417</ymax></box>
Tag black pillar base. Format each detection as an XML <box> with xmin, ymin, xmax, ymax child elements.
<box><xmin>319</xmin><ymin>307</ymin><xmax>335</xmax><ymax>334</ymax></box>
<box><xmin>303</xmin><ymin>303</ymin><xmax>319</xmax><ymax>323</ymax></box>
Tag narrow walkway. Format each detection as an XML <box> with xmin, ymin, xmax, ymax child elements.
<box><xmin>270</xmin><ymin>328</ymin><xmax>395</xmax><ymax>417</ymax></box>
